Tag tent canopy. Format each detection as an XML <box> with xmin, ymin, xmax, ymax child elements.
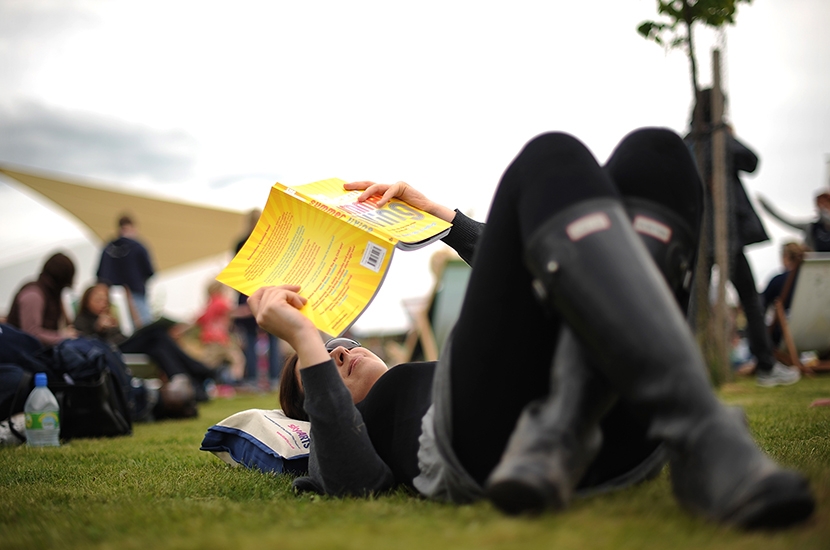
<box><xmin>0</xmin><ymin>165</ymin><xmax>248</xmax><ymax>272</ymax></box>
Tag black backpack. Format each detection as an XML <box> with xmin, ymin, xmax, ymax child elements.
<box><xmin>0</xmin><ymin>324</ymin><xmax>133</xmax><ymax>441</ymax></box>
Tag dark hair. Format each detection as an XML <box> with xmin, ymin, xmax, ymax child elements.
<box><xmin>278</xmin><ymin>353</ymin><xmax>308</xmax><ymax>421</ymax></box>
<box><xmin>782</xmin><ymin>241</ymin><xmax>807</xmax><ymax>266</ymax></box>
<box><xmin>79</xmin><ymin>283</ymin><xmax>109</xmax><ymax>316</ymax></box>
<box><xmin>690</xmin><ymin>88</ymin><xmax>729</xmax><ymax>127</ymax></box>
<box><xmin>118</xmin><ymin>214</ymin><xmax>134</xmax><ymax>228</ymax></box>
<box><xmin>40</xmin><ymin>252</ymin><xmax>76</xmax><ymax>292</ymax></box>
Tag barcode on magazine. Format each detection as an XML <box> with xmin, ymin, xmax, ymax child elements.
<box><xmin>360</xmin><ymin>242</ymin><xmax>386</xmax><ymax>272</ymax></box>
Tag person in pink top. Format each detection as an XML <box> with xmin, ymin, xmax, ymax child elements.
<box><xmin>196</xmin><ymin>281</ymin><xmax>244</xmax><ymax>382</ymax></box>
<box><xmin>6</xmin><ymin>252</ymin><xmax>78</xmax><ymax>346</ymax></box>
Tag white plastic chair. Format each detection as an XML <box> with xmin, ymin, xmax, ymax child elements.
<box><xmin>109</xmin><ymin>286</ymin><xmax>158</xmax><ymax>377</ymax></box>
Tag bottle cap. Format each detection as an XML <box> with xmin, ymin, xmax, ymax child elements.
<box><xmin>35</xmin><ymin>373</ymin><xmax>48</xmax><ymax>387</ymax></box>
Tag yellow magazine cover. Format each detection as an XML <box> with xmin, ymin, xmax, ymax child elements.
<box><xmin>278</xmin><ymin>178</ymin><xmax>451</xmax><ymax>249</ymax></box>
<box><xmin>217</xmin><ymin>179</ymin><xmax>451</xmax><ymax>336</ymax></box>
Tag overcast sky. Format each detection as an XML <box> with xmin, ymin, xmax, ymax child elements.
<box><xmin>1</xmin><ymin>0</ymin><xmax>828</xmax><ymax>332</ymax></box>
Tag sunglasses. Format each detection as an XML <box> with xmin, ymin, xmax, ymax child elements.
<box><xmin>324</xmin><ymin>337</ymin><xmax>361</xmax><ymax>352</ymax></box>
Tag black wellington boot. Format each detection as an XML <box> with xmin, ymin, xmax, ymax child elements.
<box><xmin>486</xmin><ymin>189</ymin><xmax>697</xmax><ymax>516</ymax></box>
<box><xmin>485</xmin><ymin>327</ymin><xmax>617</xmax><ymax>514</ymax></box>
<box><xmin>525</xmin><ymin>197</ymin><xmax>814</xmax><ymax>529</ymax></box>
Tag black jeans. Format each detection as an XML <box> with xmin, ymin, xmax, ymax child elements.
<box><xmin>120</xmin><ymin>328</ymin><xmax>214</xmax><ymax>381</ymax></box>
<box><xmin>447</xmin><ymin>129</ymin><xmax>702</xmax><ymax>485</ymax></box>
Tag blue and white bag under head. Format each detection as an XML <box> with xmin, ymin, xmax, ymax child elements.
<box><xmin>200</xmin><ymin>409</ymin><xmax>310</xmax><ymax>475</ymax></box>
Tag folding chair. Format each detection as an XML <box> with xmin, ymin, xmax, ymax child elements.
<box><xmin>771</xmin><ymin>253</ymin><xmax>830</xmax><ymax>373</ymax></box>
<box><xmin>109</xmin><ymin>286</ymin><xmax>161</xmax><ymax>379</ymax></box>
<box><xmin>399</xmin><ymin>253</ymin><xmax>471</xmax><ymax>362</ymax></box>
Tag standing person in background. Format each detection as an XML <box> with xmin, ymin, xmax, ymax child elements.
<box><xmin>97</xmin><ymin>214</ymin><xmax>155</xmax><ymax>327</ymax></box>
<box><xmin>6</xmin><ymin>252</ymin><xmax>78</xmax><ymax>346</ymax></box>
<box><xmin>233</xmin><ymin>209</ymin><xmax>283</xmax><ymax>390</ymax></box>
<box><xmin>686</xmin><ymin>89</ymin><xmax>800</xmax><ymax>388</ymax></box>
<box><xmin>758</xmin><ymin>191</ymin><xmax>830</xmax><ymax>253</ymax></box>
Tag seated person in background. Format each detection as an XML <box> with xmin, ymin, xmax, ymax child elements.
<box><xmin>193</xmin><ymin>281</ymin><xmax>245</xmax><ymax>383</ymax></box>
<box><xmin>761</xmin><ymin>241</ymin><xmax>808</xmax><ymax>347</ymax></box>
<box><xmin>758</xmin><ymin>191</ymin><xmax>830</xmax><ymax>252</ymax></box>
<box><xmin>74</xmin><ymin>283</ymin><xmax>219</xmax><ymax>401</ymax></box>
<box><xmin>6</xmin><ymin>252</ymin><xmax>79</xmax><ymax>346</ymax></box>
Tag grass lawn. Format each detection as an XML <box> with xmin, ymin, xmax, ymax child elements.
<box><xmin>2</xmin><ymin>374</ymin><xmax>829</xmax><ymax>550</ymax></box>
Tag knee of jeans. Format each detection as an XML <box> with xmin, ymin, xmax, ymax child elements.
<box><xmin>521</xmin><ymin>132</ymin><xmax>590</xmax><ymax>163</ymax></box>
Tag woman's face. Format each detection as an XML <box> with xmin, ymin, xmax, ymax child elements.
<box><xmin>87</xmin><ymin>285</ymin><xmax>110</xmax><ymax>316</ymax></box>
<box><xmin>297</xmin><ymin>345</ymin><xmax>389</xmax><ymax>404</ymax></box>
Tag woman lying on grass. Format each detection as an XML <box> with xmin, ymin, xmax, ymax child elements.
<box><xmin>248</xmin><ymin>128</ymin><xmax>814</xmax><ymax>530</ymax></box>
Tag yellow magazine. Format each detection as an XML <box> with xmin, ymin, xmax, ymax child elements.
<box><xmin>217</xmin><ymin>178</ymin><xmax>452</xmax><ymax>336</ymax></box>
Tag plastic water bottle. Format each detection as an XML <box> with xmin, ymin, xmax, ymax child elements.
<box><xmin>24</xmin><ymin>373</ymin><xmax>60</xmax><ymax>447</ymax></box>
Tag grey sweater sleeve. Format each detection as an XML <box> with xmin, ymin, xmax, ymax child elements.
<box><xmin>441</xmin><ymin>210</ymin><xmax>485</xmax><ymax>265</ymax></box>
<box><xmin>293</xmin><ymin>360</ymin><xmax>394</xmax><ymax>496</ymax></box>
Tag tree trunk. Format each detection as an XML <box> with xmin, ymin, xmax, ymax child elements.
<box><xmin>710</xmin><ymin>50</ymin><xmax>732</xmax><ymax>384</ymax></box>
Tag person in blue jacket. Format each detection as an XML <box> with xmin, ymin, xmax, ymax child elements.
<box><xmin>97</xmin><ymin>215</ymin><xmax>155</xmax><ymax>327</ymax></box>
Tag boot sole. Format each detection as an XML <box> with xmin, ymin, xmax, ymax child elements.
<box><xmin>723</xmin><ymin>471</ymin><xmax>815</xmax><ymax>529</ymax></box>
<box><xmin>486</xmin><ymin>478</ymin><xmax>566</xmax><ymax>516</ymax></box>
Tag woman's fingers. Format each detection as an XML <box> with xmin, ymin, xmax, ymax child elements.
<box><xmin>345</xmin><ymin>181</ymin><xmax>378</xmax><ymax>202</ymax></box>
<box><xmin>287</xmin><ymin>293</ymin><xmax>308</xmax><ymax>309</ymax></box>
<box><xmin>377</xmin><ymin>182</ymin><xmax>406</xmax><ymax>207</ymax></box>
<box><xmin>346</xmin><ymin>179</ymin><xmax>454</xmax><ymax>221</ymax></box>
<box><xmin>349</xmin><ymin>181</ymin><xmax>390</xmax><ymax>203</ymax></box>
<box><xmin>345</xmin><ymin>180</ymin><xmax>409</xmax><ymax>207</ymax></box>
<box><xmin>247</xmin><ymin>285</ymin><xmax>314</xmax><ymax>342</ymax></box>
<box><xmin>248</xmin><ymin>285</ymin><xmax>303</xmax><ymax>316</ymax></box>
<box><xmin>344</xmin><ymin>181</ymin><xmax>373</xmax><ymax>191</ymax></box>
